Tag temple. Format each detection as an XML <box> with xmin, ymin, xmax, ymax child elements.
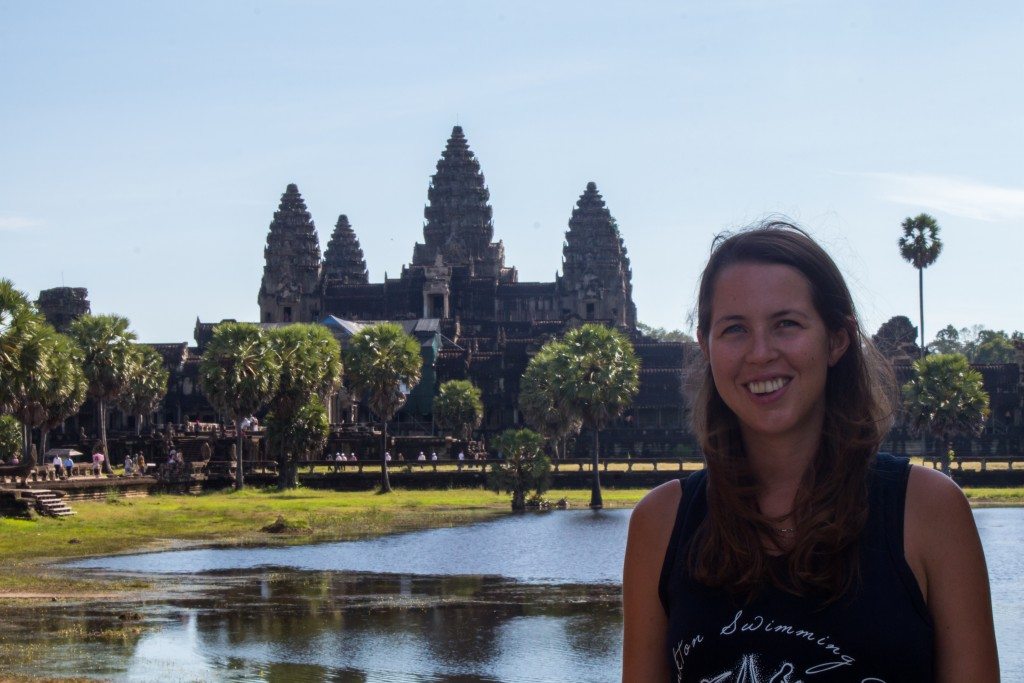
<box><xmin>35</xmin><ymin>125</ymin><xmax>1022</xmax><ymax>460</ymax></box>
<box><xmin>248</xmin><ymin>126</ymin><xmax>689</xmax><ymax>455</ymax></box>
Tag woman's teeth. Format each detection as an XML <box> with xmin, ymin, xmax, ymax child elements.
<box><xmin>748</xmin><ymin>378</ymin><xmax>788</xmax><ymax>395</ymax></box>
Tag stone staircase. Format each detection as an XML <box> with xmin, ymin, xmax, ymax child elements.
<box><xmin>25</xmin><ymin>489</ymin><xmax>76</xmax><ymax>517</ymax></box>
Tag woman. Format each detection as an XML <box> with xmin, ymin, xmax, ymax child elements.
<box><xmin>622</xmin><ymin>223</ymin><xmax>998</xmax><ymax>681</ymax></box>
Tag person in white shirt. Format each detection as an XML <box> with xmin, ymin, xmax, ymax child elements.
<box><xmin>417</xmin><ymin>452</ymin><xmax>426</xmax><ymax>461</ymax></box>
<box><xmin>385</xmin><ymin>452</ymin><xmax>392</xmax><ymax>462</ymax></box>
<box><xmin>430</xmin><ymin>452</ymin><xmax>438</xmax><ymax>461</ymax></box>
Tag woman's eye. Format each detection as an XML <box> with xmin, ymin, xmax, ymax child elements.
<box><xmin>722</xmin><ymin>324</ymin><xmax>744</xmax><ymax>335</ymax></box>
<box><xmin>778</xmin><ymin>319</ymin><xmax>800</xmax><ymax>329</ymax></box>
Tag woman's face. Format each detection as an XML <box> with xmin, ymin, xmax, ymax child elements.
<box><xmin>701</xmin><ymin>262</ymin><xmax>849</xmax><ymax>450</ymax></box>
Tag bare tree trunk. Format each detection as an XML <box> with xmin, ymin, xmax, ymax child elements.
<box><xmin>99</xmin><ymin>398</ymin><xmax>114</xmax><ymax>474</ymax></box>
<box><xmin>918</xmin><ymin>267</ymin><xmax>925</xmax><ymax>358</ymax></box>
<box><xmin>235</xmin><ymin>417</ymin><xmax>245</xmax><ymax>490</ymax></box>
<box><xmin>590</xmin><ymin>428</ymin><xmax>603</xmax><ymax>509</ymax></box>
<box><xmin>380</xmin><ymin>420</ymin><xmax>392</xmax><ymax>493</ymax></box>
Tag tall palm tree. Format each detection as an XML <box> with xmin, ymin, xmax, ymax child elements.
<box><xmin>898</xmin><ymin>214</ymin><xmax>942</xmax><ymax>358</ymax></box>
<box><xmin>198</xmin><ymin>323</ymin><xmax>281</xmax><ymax>490</ymax></box>
<box><xmin>903</xmin><ymin>353</ymin><xmax>989</xmax><ymax>474</ymax></box>
<box><xmin>344</xmin><ymin>323</ymin><xmax>421</xmax><ymax>493</ymax></box>
<box><xmin>433</xmin><ymin>380</ymin><xmax>483</xmax><ymax>443</ymax></box>
<box><xmin>115</xmin><ymin>344</ymin><xmax>169</xmax><ymax>436</ymax></box>
<box><xmin>266</xmin><ymin>324</ymin><xmax>342</xmax><ymax>488</ymax></box>
<box><xmin>6</xmin><ymin>322</ymin><xmax>60</xmax><ymax>462</ymax></box>
<box><xmin>37</xmin><ymin>332</ymin><xmax>88</xmax><ymax>457</ymax></box>
<box><xmin>552</xmin><ymin>324</ymin><xmax>640</xmax><ymax>509</ymax></box>
<box><xmin>519</xmin><ymin>342</ymin><xmax>582</xmax><ymax>459</ymax></box>
<box><xmin>0</xmin><ymin>280</ymin><xmax>38</xmax><ymax>413</ymax></box>
<box><xmin>68</xmin><ymin>314</ymin><xmax>139</xmax><ymax>468</ymax></box>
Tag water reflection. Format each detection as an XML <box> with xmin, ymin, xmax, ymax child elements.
<box><xmin>4</xmin><ymin>508</ymin><xmax>1022</xmax><ymax>680</ymax></box>
<box><xmin>1</xmin><ymin>572</ymin><xmax>620</xmax><ymax>682</ymax></box>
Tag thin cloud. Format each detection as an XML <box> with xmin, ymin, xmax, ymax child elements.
<box><xmin>858</xmin><ymin>173</ymin><xmax>1024</xmax><ymax>223</ymax></box>
<box><xmin>0</xmin><ymin>215</ymin><xmax>44</xmax><ymax>231</ymax></box>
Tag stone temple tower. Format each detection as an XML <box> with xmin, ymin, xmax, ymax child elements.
<box><xmin>258</xmin><ymin>183</ymin><xmax>322</xmax><ymax>323</ymax></box>
<box><xmin>320</xmin><ymin>214</ymin><xmax>369</xmax><ymax>289</ymax></box>
<box><xmin>411</xmin><ymin>125</ymin><xmax>505</xmax><ymax>278</ymax></box>
<box><xmin>559</xmin><ymin>182</ymin><xmax>637</xmax><ymax>328</ymax></box>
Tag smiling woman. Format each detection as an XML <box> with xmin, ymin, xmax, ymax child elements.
<box><xmin>622</xmin><ymin>222</ymin><xmax>999</xmax><ymax>682</ymax></box>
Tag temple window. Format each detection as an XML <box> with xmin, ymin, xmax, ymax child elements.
<box><xmin>283</xmin><ymin>306</ymin><xmax>292</xmax><ymax>322</ymax></box>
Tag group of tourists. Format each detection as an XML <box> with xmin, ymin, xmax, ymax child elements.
<box><xmin>122</xmin><ymin>452</ymin><xmax>147</xmax><ymax>476</ymax></box>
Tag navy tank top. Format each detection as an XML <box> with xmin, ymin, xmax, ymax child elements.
<box><xmin>658</xmin><ymin>454</ymin><xmax>935</xmax><ymax>682</ymax></box>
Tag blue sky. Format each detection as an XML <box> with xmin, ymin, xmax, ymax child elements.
<box><xmin>1</xmin><ymin>1</ymin><xmax>1021</xmax><ymax>343</ymax></box>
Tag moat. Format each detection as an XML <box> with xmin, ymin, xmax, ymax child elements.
<box><xmin>1</xmin><ymin>508</ymin><xmax>1020</xmax><ymax>681</ymax></box>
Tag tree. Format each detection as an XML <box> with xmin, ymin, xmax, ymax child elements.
<box><xmin>487</xmin><ymin>428</ymin><xmax>551</xmax><ymax>511</ymax></box>
<box><xmin>637</xmin><ymin>322</ymin><xmax>695</xmax><ymax>344</ymax></box>
<box><xmin>872</xmin><ymin>315</ymin><xmax>920</xmax><ymax>360</ymax></box>
<box><xmin>929</xmin><ymin>324</ymin><xmax>964</xmax><ymax>356</ymax></box>
<box><xmin>898</xmin><ymin>214</ymin><xmax>942</xmax><ymax>359</ymax></box>
<box><xmin>36</xmin><ymin>332</ymin><xmax>87</xmax><ymax>457</ymax></box>
<box><xmin>343</xmin><ymin>323</ymin><xmax>421</xmax><ymax>493</ymax></box>
<box><xmin>0</xmin><ymin>415</ymin><xmax>22</xmax><ymax>463</ymax></box>
<box><xmin>519</xmin><ymin>343</ymin><xmax>582</xmax><ymax>459</ymax></box>
<box><xmin>115</xmin><ymin>345</ymin><xmax>169</xmax><ymax>437</ymax></box>
<box><xmin>903</xmin><ymin>353</ymin><xmax>989</xmax><ymax>475</ymax></box>
<box><xmin>198</xmin><ymin>323</ymin><xmax>281</xmax><ymax>490</ymax></box>
<box><xmin>0</xmin><ymin>279</ymin><xmax>38</xmax><ymax>397</ymax></box>
<box><xmin>552</xmin><ymin>324</ymin><xmax>640</xmax><ymax>509</ymax></box>
<box><xmin>971</xmin><ymin>329</ymin><xmax>1018</xmax><ymax>365</ymax></box>
<box><xmin>433</xmin><ymin>380</ymin><xmax>483</xmax><ymax>442</ymax></box>
<box><xmin>266</xmin><ymin>324</ymin><xmax>342</xmax><ymax>489</ymax></box>
<box><xmin>68</xmin><ymin>314</ymin><xmax>139</xmax><ymax>469</ymax></box>
<box><xmin>265</xmin><ymin>396</ymin><xmax>330</xmax><ymax>488</ymax></box>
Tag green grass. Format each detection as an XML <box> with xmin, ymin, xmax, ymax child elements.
<box><xmin>0</xmin><ymin>481</ymin><xmax>1016</xmax><ymax>598</ymax></box>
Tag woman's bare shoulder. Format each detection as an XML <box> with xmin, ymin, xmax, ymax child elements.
<box><xmin>628</xmin><ymin>478</ymin><xmax>684</xmax><ymax>545</ymax></box>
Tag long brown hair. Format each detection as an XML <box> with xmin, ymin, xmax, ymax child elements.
<box><xmin>689</xmin><ymin>221</ymin><xmax>895</xmax><ymax>601</ymax></box>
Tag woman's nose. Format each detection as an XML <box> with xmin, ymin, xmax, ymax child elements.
<box><xmin>747</xmin><ymin>329</ymin><xmax>779</xmax><ymax>363</ymax></box>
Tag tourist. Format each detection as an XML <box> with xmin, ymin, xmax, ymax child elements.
<box><xmin>349</xmin><ymin>453</ymin><xmax>357</xmax><ymax>462</ymax></box>
<box><xmin>91</xmin><ymin>449</ymin><xmax>105</xmax><ymax>476</ymax></box>
<box><xmin>417</xmin><ymin>452</ymin><xmax>426</xmax><ymax>462</ymax></box>
<box><xmin>621</xmin><ymin>223</ymin><xmax>998</xmax><ymax>680</ymax></box>
<box><xmin>136</xmin><ymin>452</ymin><xmax>146</xmax><ymax>476</ymax></box>
<box><xmin>384</xmin><ymin>451</ymin><xmax>391</xmax><ymax>462</ymax></box>
<box><xmin>429</xmin><ymin>452</ymin><xmax>438</xmax><ymax>462</ymax></box>
<box><xmin>63</xmin><ymin>455</ymin><xmax>75</xmax><ymax>477</ymax></box>
<box><xmin>124</xmin><ymin>454</ymin><xmax>134</xmax><ymax>476</ymax></box>
<box><xmin>240</xmin><ymin>416</ymin><xmax>252</xmax><ymax>432</ymax></box>
<box><xmin>52</xmin><ymin>454</ymin><xmax>64</xmax><ymax>478</ymax></box>
<box><xmin>457</xmin><ymin>451</ymin><xmax>465</xmax><ymax>461</ymax></box>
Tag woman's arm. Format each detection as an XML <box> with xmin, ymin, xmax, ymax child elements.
<box><xmin>905</xmin><ymin>465</ymin><xmax>999</xmax><ymax>682</ymax></box>
<box><xmin>622</xmin><ymin>480</ymin><xmax>681</xmax><ymax>682</ymax></box>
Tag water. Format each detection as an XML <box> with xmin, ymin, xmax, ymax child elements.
<box><xmin>1</xmin><ymin>508</ymin><xmax>1021</xmax><ymax>681</ymax></box>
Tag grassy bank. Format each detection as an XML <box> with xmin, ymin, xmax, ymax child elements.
<box><xmin>0</xmin><ymin>486</ymin><xmax>637</xmax><ymax>597</ymax></box>
<box><xmin>0</xmin><ymin>484</ymin><xmax>1019</xmax><ymax>598</ymax></box>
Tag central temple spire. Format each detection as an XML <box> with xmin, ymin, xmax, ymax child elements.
<box><xmin>412</xmin><ymin>126</ymin><xmax>504</xmax><ymax>273</ymax></box>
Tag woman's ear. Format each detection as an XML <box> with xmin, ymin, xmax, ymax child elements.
<box><xmin>828</xmin><ymin>326</ymin><xmax>851</xmax><ymax>367</ymax></box>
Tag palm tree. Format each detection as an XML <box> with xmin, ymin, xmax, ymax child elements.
<box><xmin>343</xmin><ymin>323</ymin><xmax>421</xmax><ymax>493</ymax></box>
<box><xmin>898</xmin><ymin>214</ymin><xmax>942</xmax><ymax>358</ymax></box>
<box><xmin>519</xmin><ymin>343</ymin><xmax>582</xmax><ymax>459</ymax></box>
<box><xmin>487</xmin><ymin>428</ymin><xmax>551</xmax><ymax>511</ymax></box>
<box><xmin>115</xmin><ymin>345</ymin><xmax>169</xmax><ymax>436</ymax></box>
<box><xmin>903</xmin><ymin>353</ymin><xmax>989</xmax><ymax>475</ymax></box>
<box><xmin>266</xmin><ymin>395</ymin><xmax>330</xmax><ymax>488</ymax></box>
<box><xmin>552</xmin><ymin>324</ymin><xmax>639</xmax><ymax>509</ymax></box>
<box><xmin>266</xmin><ymin>324</ymin><xmax>342</xmax><ymax>488</ymax></box>
<box><xmin>68</xmin><ymin>314</ymin><xmax>139</xmax><ymax>469</ymax></box>
<box><xmin>198</xmin><ymin>323</ymin><xmax>281</xmax><ymax>490</ymax></box>
<box><xmin>37</xmin><ymin>332</ymin><xmax>88</xmax><ymax>457</ymax></box>
<box><xmin>0</xmin><ymin>280</ymin><xmax>38</xmax><ymax>415</ymax></box>
<box><xmin>5</xmin><ymin>321</ymin><xmax>60</xmax><ymax>462</ymax></box>
<box><xmin>433</xmin><ymin>380</ymin><xmax>483</xmax><ymax>443</ymax></box>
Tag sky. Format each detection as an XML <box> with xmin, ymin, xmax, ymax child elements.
<box><xmin>1</xmin><ymin>1</ymin><xmax>1021</xmax><ymax>344</ymax></box>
